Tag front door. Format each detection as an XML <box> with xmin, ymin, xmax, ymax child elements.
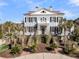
<box><xmin>40</xmin><ymin>26</ymin><xmax>46</xmax><ymax>34</ymax></box>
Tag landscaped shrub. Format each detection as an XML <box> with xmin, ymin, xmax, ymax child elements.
<box><xmin>63</xmin><ymin>45</ymin><xmax>76</xmax><ymax>54</ymax></box>
<box><xmin>46</xmin><ymin>42</ymin><xmax>58</xmax><ymax>51</ymax></box>
<box><xmin>0</xmin><ymin>31</ymin><xmax>3</xmax><ymax>39</ymax></box>
<box><xmin>41</xmin><ymin>35</ymin><xmax>48</xmax><ymax>44</ymax></box>
<box><xmin>29</xmin><ymin>44</ymin><xmax>36</xmax><ymax>53</ymax></box>
<box><xmin>50</xmin><ymin>42</ymin><xmax>58</xmax><ymax>50</ymax></box>
<box><xmin>10</xmin><ymin>45</ymin><xmax>20</xmax><ymax>55</ymax></box>
<box><xmin>0</xmin><ymin>44</ymin><xmax>9</xmax><ymax>53</ymax></box>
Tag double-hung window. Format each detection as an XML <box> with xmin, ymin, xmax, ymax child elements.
<box><xmin>50</xmin><ymin>17</ymin><xmax>56</xmax><ymax>22</ymax></box>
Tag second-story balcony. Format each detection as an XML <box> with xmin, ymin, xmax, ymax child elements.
<box><xmin>24</xmin><ymin>22</ymin><xmax>37</xmax><ymax>27</ymax></box>
<box><xmin>49</xmin><ymin>22</ymin><xmax>59</xmax><ymax>26</ymax></box>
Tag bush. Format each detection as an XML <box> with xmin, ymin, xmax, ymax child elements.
<box><xmin>50</xmin><ymin>43</ymin><xmax>58</xmax><ymax>50</ymax></box>
<box><xmin>0</xmin><ymin>44</ymin><xmax>9</xmax><ymax>53</ymax></box>
<box><xmin>10</xmin><ymin>45</ymin><xmax>20</xmax><ymax>55</ymax></box>
<box><xmin>0</xmin><ymin>31</ymin><xmax>3</xmax><ymax>39</ymax></box>
<box><xmin>29</xmin><ymin>45</ymin><xmax>36</xmax><ymax>53</ymax></box>
<box><xmin>63</xmin><ymin>45</ymin><xmax>75</xmax><ymax>54</ymax></box>
<box><xmin>46</xmin><ymin>43</ymin><xmax>58</xmax><ymax>51</ymax></box>
<box><xmin>41</xmin><ymin>35</ymin><xmax>48</xmax><ymax>44</ymax></box>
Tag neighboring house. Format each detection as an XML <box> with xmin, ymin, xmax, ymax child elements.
<box><xmin>23</xmin><ymin>7</ymin><xmax>66</xmax><ymax>36</ymax></box>
<box><xmin>74</xmin><ymin>18</ymin><xmax>79</xmax><ymax>25</ymax></box>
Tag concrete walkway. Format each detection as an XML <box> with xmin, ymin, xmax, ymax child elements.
<box><xmin>0</xmin><ymin>53</ymin><xmax>77</xmax><ymax>59</ymax></box>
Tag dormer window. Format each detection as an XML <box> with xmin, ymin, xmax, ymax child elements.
<box><xmin>41</xmin><ymin>11</ymin><xmax>46</xmax><ymax>13</ymax></box>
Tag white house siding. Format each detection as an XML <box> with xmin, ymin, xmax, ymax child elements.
<box><xmin>23</xmin><ymin>8</ymin><xmax>64</xmax><ymax>36</ymax></box>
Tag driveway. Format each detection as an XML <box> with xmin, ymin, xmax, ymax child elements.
<box><xmin>0</xmin><ymin>53</ymin><xmax>77</xmax><ymax>59</ymax></box>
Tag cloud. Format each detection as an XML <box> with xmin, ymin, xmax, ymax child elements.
<box><xmin>61</xmin><ymin>9</ymin><xmax>75</xmax><ymax>19</ymax></box>
<box><xmin>12</xmin><ymin>0</ymin><xmax>54</xmax><ymax>10</ymax></box>
<box><xmin>25</xmin><ymin>0</ymin><xmax>48</xmax><ymax>10</ymax></box>
<box><xmin>69</xmin><ymin>0</ymin><xmax>79</xmax><ymax>6</ymax></box>
<box><xmin>0</xmin><ymin>0</ymin><xmax>8</xmax><ymax>7</ymax></box>
<box><xmin>0</xmin><ymin>2</ymin><xmax>8</xmax><ymax>6</ymax></box>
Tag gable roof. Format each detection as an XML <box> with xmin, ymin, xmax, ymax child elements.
<box><xmin>24</xmin><ymin>8</ymin><xmax>64</xmax><ymax>16</ymax></box>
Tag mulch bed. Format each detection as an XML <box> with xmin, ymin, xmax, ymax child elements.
<box><xmin>35</xmin><ymin>43</ymin><xmax>47</xmax><ymax>52</ymax></box>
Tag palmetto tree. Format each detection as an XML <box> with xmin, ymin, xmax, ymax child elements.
<box><xmin>27</xmin><ymin>24</ymin><xmax>38</xmax><ymax>46</ymax></box>
<box><xmin>3</xmin><ymin>22</ymin><xmax>14</xmax><ymax>44</ymax></box>
<box><xmin>33</xmin><ymin>24</ymin><xmax>38</xmax><ymax>44</ymax></box>
<box><xmin>59</xmin><ymin>19</ymin><xmax>74</xmax><ymax>46</ymax></box>
<box><xmin>70</xmin><ymin>23</ymin><xmax>79</xmax><ymax>43</ymax></box>
<box><xmin>13</xmin><ymin>22</ymin><xmax>25</xmax><ymax>47</ymax></box>
<box><xmin>4</xmin><ymin>21</ymin><xmax>14</xmax><ymax>33</ymax></box>
<box><xmin>0</xmin><ymin>24</ymin><xmax>3</xmax><ymax>39</ymax></box>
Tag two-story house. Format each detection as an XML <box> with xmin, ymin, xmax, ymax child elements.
<box><xmin>23</xmin><ymin>7</ymin><xmax>64</xmax><ymax>36</ymax></box>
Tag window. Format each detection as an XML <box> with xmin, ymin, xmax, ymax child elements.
<box><xmin>55</xmin><ymin>27</ymin><xmax>62</xmax><ymax>34</ymax></box>
<box><xmin>40</xmin><ymin>17</ymin><xmax>46</xmax><ymax>22</ymax></box>
<box><xmin>28</xmin><ymin>17</ymin><xmax>30</xmax><ymax>22</ymax></box>
<box><xmin>25</xmin><ymin>17</ymin><xmax>26</xmax><ymax>22</ymax></box>
<box><xmin>50</xmin><ymin>27</ymin><xmax>61</xmax><ymax>34</ymax></box>
<box><xmin>53</xmin><ymin>17</ymin><xmax>56</xmax><ymax>22</ymax></box>
<box><xmin>57</xmin><ymin>17</ymin><xmax>63</xmax><ymax>22</ymax></box>
<box><xmin>57</xmin><ymin>17</ymin><xmax>59</xmax><ymax>22</ymax></box>
<box><xmin>45</xmin><ymin>18</ymin><xmax>46</xmax><ymax>22</ymax></box>
<box><xmin>34</xmin><ymin>17</ymin><xmax>37</xmax><ymax>22</ymax></box>
<box><xmin>28</xmin><ymin>17</ymin><xmax>37</xmax><ymax>22</ymax></box>
<box><xmin>28</xmin><ymin>17</ymin><xmax>33</xmax><ymax>22</ymax></box>
<box><xmin>43</xmin><ymin>17</ymin><xmax>44</xmax><ymax>21</ymax></box>
<box><xmin>50</xmin><ymin>17</ymin><xmax>52</xmax><ymax>22</ymax></box>
<box><xmin>41</xmin><ymin>18</ymin><xmax>42</xmax><ymax>22</ymax></box>
<box><xmin>50</xmin><ymin>27</ymin><xmax>55</xmax><ymax>32</ymax></box>
<box><xmin>58</xmin><ymin>17</ymin><xmax>63</xmax><ymax>23</ymax></box>
<box><xmin>28</xmin><ymin>27</ymin><xmax>34</xmax><ymax>32</ymax></box>
<box><xmin>41</xmin><ymin>11</ymin><xmax>46</xmax><ymax>13</ymax></box>
<box><xmin>50</xmin><ymin>17</ymin><xmax>56</xmax><ymax>22</ymax></box>
<box><xmin>55</xmin><ymin>27</ymin><xmax>58</xmax><ymax>34</ymax></box>
<box><xmin>57</xmin><ymin>27</ymin><xmax>62</xmax><ymax>34</ymax></box>
<box><xmin>30</xmin><ymin>18</ymin><xmax>32</xmax><ymax>22</ymax></box>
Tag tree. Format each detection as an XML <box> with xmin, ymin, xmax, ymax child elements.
<box><xmin>70</xmin><ymin>23</ymin><xmax>79</xmax><ymax>43</ymax></box>
<box><xmin>4</xmin><ymin>21</ymin><xmax>14</xmax><ymax>33</ymax></box>
<box><xmin>0</xmin><ymin>27</ymin><xmax>3</xmax><ymax>39</ymax></box>
<box><xmin>3</xmin><ymin>21</ymin><xmax>20</xmax><ymax>47</ymax></box>
<box><xmin>59</xmin><ymin>19</ymin><xmax>74</xmax><ymax>45</ymax></box>
<box><xmin>30</xmin><ymin>24</ymin><xmax>38</xmax><ymax>46</ymax></box>
<box><xmin>15</xmin><ymin>22</ymin><xmax>25</xmax><ymax>47</ymax></box>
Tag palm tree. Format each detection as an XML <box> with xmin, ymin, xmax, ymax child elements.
<box><xmin>59</xmin><ymin>19</ymin><xmax>74</xmax><ymax>50</ymax></box>
<box><xmin>4</xmin><ymin>21</ymin><xmax>14</xmax><ymax>33</ymax></box>
<box><xmin>47</xmin><ymin>33</ymin><xmax>52</xmax><ymax>45</ymax></box>
<box><xmin>27</xmin><ymin>24</ymin><xmax>38</xmax><ymax>46</ymax></box>
<box><xmin>59</xmin><ymin>19</ymin><xmax>68</xmax><ymax>45</ymax></box>
<box><xmin>33</xmin><ymin>24</ymin><xmax>38</xmax><ymax>45</ymax></box>
<box><xmin>13</xmin><ymin>22</ymin><xmax>25</xmax><ymax>47</ymax></box>
<box><xmin>3</xmin><ymin>21</ymin><xmax>19</xmax><ymax>47</ymax></box>
<box><xmin>70</xmin><ymin>23</ymin><xmax>79</xmax><ymax>43</ymax></box>
<box><xmin>19</xmin><ymin>23</ymin><xmax>25</xmax><ymax>47</ymax></box>
<box><xmin>3</xmin><ymin>22</ymin><xmax>13</xmax><ymax>43</ymax></box>
<box><xmin>0</xmin><ymin>24</ymin><xmax>3</xmax><ymax>39</ymax></box>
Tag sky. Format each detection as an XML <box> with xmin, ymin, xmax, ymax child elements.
<box><xmin>0</xmin><ymin>0</ymin><xmax>79</xmax><ymax>23</ymax></box>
